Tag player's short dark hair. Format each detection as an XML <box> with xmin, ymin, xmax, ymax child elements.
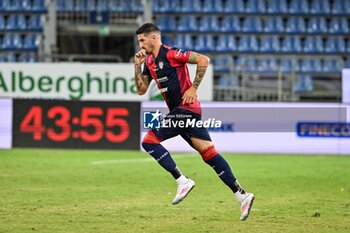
<box><xmin>136</xmin><ymin>23</ymin><xmax>161</xmax><ymax>35</ymax></box>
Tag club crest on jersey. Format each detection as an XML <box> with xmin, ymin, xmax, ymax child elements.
<box><xmin>175</xmin><ymin>49</ymin><xmax>183</xmax><ymax>58</ymax></box>
<box><xmin>159</xmin><ymin>61</ymin><xmax>163</xmax><ymax>69</ymax></box>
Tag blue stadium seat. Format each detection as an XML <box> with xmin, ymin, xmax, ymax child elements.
<box><xmin>285</xmin><ymin>17</ymin><xmax>306</xmax><ymax>33</ymax></box>
<box><xmin>0</xmin><ymin>16</ymin><xmax>5</xmax><ymax>30</ymax></box>
<box><xmin>294</xmin><ymin>75</ymin><xmax>313</xmax><ymax>93</ymax></box>
<box><xmin>194</xmin><ymin>35</ymin><xmax>215</xmax><ymax>52</ymax></box>
<box><xmin>307</xmin><ymin>17</ymin><xmax>328</xmax><ymax>34</ymax></box>
<box><xmin>130</xmin><ymin>0</ymin><xmax>143</xmax><ymax>13</ymax></box>
<box><xmin>328</xmin><ymin>17</ymin><xmax>349</xmax><ymax>34</ymax></box>
<box><xmin>198</xmin><ymin>16</ymin><xmax>220</xmax><ymax>32</ymax></box>
<box><xmin>281</xmin><ymin>36</ymin><xmax>302</xmax><ymax>52</ymax></box>
<box><xmin>19</xmin><ymin>0</ymin><xmax>32</xmax><ymax>11</ymax></box>
<box><xmin>23</xmin><ymin>34</ymin><xmax>41</xmax><ymax>50</ymax></box>
<box><xmin>224</xmin><ymin>0</ymin><xmax>244</xmax><ymax>13</ymax></box>
<box><xmin>156</xmin><ymin>0</ymin><xmax>180</xmax><ymax>13</ymax></box>
<box><xmin>57</xmin><ymin>0</ymin><xmax>73</xmax><ymax>12</ymax></box>
<box><xmin>325</xmin><ymin>37</ymin><xmax>346</xmax><ymax>53</ymax></box>
<box><xmin>217</xmin><ymin>74</ymin><xmax>238</xmax><ymax>88</ymax></box>
<box><xmin>96</xmin><ymin>0</ymin><xmax>108</xmax><ymax>11</ymax></box>
<box><xmin>345</xmin><ymin>57</ymin><xmax>350</xmax><ymax>68</ymax></box>
<box><xmin>5</xmin><ymin>52</ymin><xmax>17</xmax><ymax>62</ymax></box>
<box><xmin>257</xmin><ymin>58</ymin><xmax>278</xmax><ymax>72</ymax></box>
<box><xmin>260</xmin><ymin>36</ymin><xmax>280</xmax><ymax>52</ymax></box>
<box><xmin>220</xmin><ymin>16</ymin><xmax>240</xmax><ymax>32</ymax></box>
<box><xmin>310</xmin><ymin>0</ymin><xmax>330</xmax><ymax>14</ymax></box>
<box><xmin>289</xmin><ymin>0</ymin><xmax>309</xmax><ymax>14</ymax></box>
<box><xmin>348</xmin><ymin>39</ymin><xmax>350</xmax><ymax>52</ymax></box>
<box><xmin>161</xmin><ymin>35</ymin><xmax>173</xmax><ymax>46</ymax></box>
<box><xmin>323</xmin><ymin>58</ymin><xmax>343</xmax><ymax>72</ymax></box>
<box><xmin>264</xmin><ymin>17</ymin><xmax>284</xmax><ymax>33</ymax></box>
<box><xmin>181</xmin><ymin>0</ymin><xmax>201</xmax><ymax>12</ymax></box>
<box><xmin>32</xmin><ymin>0</ymin><xmax>46</xmax><ymax>11</ymax></box>
<box><xmin>242</xmin><ymin>16</ymin><xmax>262</xmax><ymax>32</ymax></box>
<box><xmin>245</xmin><ymin>0</ymin><xmax>266</xmax><ymax>13</ymax></box>
<box><xmin>177</xmin><ymin>16</ymin><xmax>197</xmax><ymax>32</ymax></box>
<box><xmin>280</xmin><ymin>59</ymin><xmax>293</xmax><ymax>72</ymax></box>
<box><xmin>18</xmin><ymin>52</ymin><xmax>38</xmax><ymax>62</ymax></box>
<box><xmin>237</xmin><ymin>36</ymin><xmax>259</xmax><ymax>52</ymax></box>
<box><xmin>266</xmin><ymin>0</ymin><xmax>288</xmax><ymax>13</ymax></box>
<box><xmin>173</xmin><ymin>34</ymin><xmax>194</xmax><ymax>50</ymax></box>
<box><xmin>56</xmin><ymin>0</ymin><xmax>65</xmax><ymax>11</ymax></box>
<box><xmin>203</xmin><ymin>0</ymin><xmax>223</xmax><ymax>13</ymax></box>
<box><xmin>301</xmin><ymin>59</ymin><xmax>322</xmax><ymax>72</ymax></box>
<box><xmin>0</xmin><ymin>53</ymin><xmax>5</xmax><ymax>62</ymax></box>
<box><xmin>28</xmin><ymin>15</ymin><xmax>43</xmax><ymax>30</ymax></box>
<box><xmin>216</xmin><ymin>35</ymin><xmax>236</xmax><ymax>52</ymax></box>
<box><xmin>6</xmin><ymin>15</ymin><xmax>26</xmax><ymax>30</ymax></box>
<box><xmin>213</xmin><ymin>55</ymin><xmax>234</xmax><ymax>72</ymax></box>
<box><xmin>303</xmin><ymin>36</ymin><xmax>324</xmax><ymax>53</ymax></box>
<box><xmin>109</xmin><ymin>0</ymin><xmax>130</xmax><ymax>12</ymax></box>
<box><xmin>332</xmin><ymin>0</ymin><xmax>350</xmax><ymax>14</ymax></box>
<box><xmin>74</xmin><ymin>0</ymin><xmax>87</xmax><ymax>11</ymax></box>
<box><xmin>2</xmin><ymin>33</ymin><xmax>22</xmax><ymax>49</ymax></box>
<box><xmin>156</xmin><ymin>16</ymin><xmax>176</xmax><ymax>32</ymax></box>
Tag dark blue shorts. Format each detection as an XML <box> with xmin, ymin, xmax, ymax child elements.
<box><xmin>151</xmin><ymin>107</ymin><xmax>212</xmax><ymax>148</ymax></box>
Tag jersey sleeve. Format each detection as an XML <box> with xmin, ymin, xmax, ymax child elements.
<box><xmin>167</xmin><ymin>48</ymin><xmax>191</xmax><ymax>66</ymax></box>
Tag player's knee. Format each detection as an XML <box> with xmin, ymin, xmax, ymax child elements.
<box><xmin>142</xmin><ymin>130</ymin><xmax>161</xmax><ymax>150</ymax></box>
<box><xmin>200</xmin><ymin>145</ymin><xmax>218</xmax><ymax>161</ymax></box>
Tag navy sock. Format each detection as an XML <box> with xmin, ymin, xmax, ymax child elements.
<box><xmin>142</xmin><ymin>142</ymin><xmax>178</xmax><ymax>177</ymax></box>
<box><xmin>205</xmin><ymin>154</ymin><xmax>241</xmax><ymax>192</ymax></box>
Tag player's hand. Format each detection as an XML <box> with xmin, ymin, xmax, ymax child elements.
<box><xmin>182</xmin><ymin>86</ymin><xmax>197</xmax><ymax>105</ymax></box>
<box><xmin>134</xmin><ymin>49</ymin><xmax>146</xmax><ymax>65</ymax></box>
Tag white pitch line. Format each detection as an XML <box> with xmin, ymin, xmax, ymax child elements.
<box><xmin>91</xmin><ymin>154</ymin><xmax>198</xmax><ymax>165</ymax></box>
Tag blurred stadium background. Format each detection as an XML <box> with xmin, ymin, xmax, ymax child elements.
<box><xmin>0</xmin><ymin>0</ymin><xmax>350</xmax><ymax>232</ymax></box>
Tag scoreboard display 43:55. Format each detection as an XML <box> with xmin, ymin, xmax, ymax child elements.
<box><xmin>12</xmin><ymin>99</ymin><xmax>140</xmax><ymax>149</ymax></box>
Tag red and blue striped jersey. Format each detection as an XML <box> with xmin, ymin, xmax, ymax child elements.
<box><xmin>142</xmin><ymin>44</ymin><xmax>201</xmax><ymax>115</ymax></box>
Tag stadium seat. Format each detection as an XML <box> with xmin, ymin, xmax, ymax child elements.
<box><xmin>260</xmin><ymin>36</ymin><xmax>280</xmax><ymax>52</ymax></box>
<box><xmin>2</xmin><ymin>33</ymin><xmax>22</xmax><ymax>49</ymax></box>
<box><xmin>194</xmin><ymin>35</ymin><xmax>215</xmax><ymax>52</ymax></box>
<box><xmin>203</xmin><ymin>0</ymin><xmax>223</xmax><ymax>13</ymax></box>
<box><xmin>323</xmin><ymin>58</ymin><xmax>343</xmax><ymax>72</ymax></box>
<box><xmin>74</xmin><ymin>0</ymin><xmax>87</xmax><ymax>11</ymax></box>
<box><xmin>220</xmin><ymin>16</ymin><xmax>240</xmax><ymax>32</ymax></box>
<box><xmin>285</xmin><ymin>16</ymin><xmax>306</xmax><ymax>33</ymax></box>
<box><xmin>264</xmin><ymin>17</ymin><xmax>284</xmax><ymax>33</ymax></box>
<box><xmin>23</xmin><ymin>34</ymin><xmax>41</xmax><ymax>50</ymax></box>
<box><xmin>242</xmin><ymin>16</ymin><xmax>262</xmax><ymax>32</ymax></box>
<box><xmin>177</xmin><ymin>16</ymin><xmax>197</xmax><ymax>32</ymax></box>
<box><xmin>156</xmin><ymin>16</ymin><xmax>176</xmax><ymax>32</ymax></box>
<box><xmin>307</xmin><ymin>17</ymin><xmax>328</xmax><ymax>34</ymax></box>
<box><xmin>303</xmin><ymin>36</ymin><xmax>324</xmax><ymax>53</ymax></box>
<box><xmin>223</xmin><ymin>0</ymin><xmax>244</xmax><ymax>13</ymax></box>
<box><xmin>325</xmin><ymin>37</ymin><xmax>346</xmax><ymax>53</ymax></box>
<box><xmin>266</xmin><ymin>0</ymin><xmax>288</xmax><ymax>13</ymax></box>
<box><xmin>157</xmin><ymin>0</ymin><xmax>180</xmax><ymax>13</ymax></box>
<box><xmin>19</xmin><ymin>0</ymin><xmax>32</xmax><ymax>11</ymax></box>
<box><xmin>0</xmin><ymin>53</ymin><xmax>5</xmax><ymax>62</ymax></box>
<box><xmin>294</xmin><ymin>75</ymin><xmax>313</xmax><ymax>93</ymax></box>
<box><xmin>281</xmin><ymin>36</ymin><xmax>302</xmax><ymax>52</ymax></box>
<box><xmin>28</xmin><ymin>15</ymin><xmax>43</xmax><ymax>30</ymax></box>
<box><xmin>301</xmin><ymin>58</ymin><xmax>322</xmax><ymax>72</ymax></box>
<box><xmin>257</xmin><ymin>58</ymin><xmax>278</xmax><ymax>72</ymax></box>
<box><xmin>181</xmin><ymin>0</ymin><xmax>201</xmax><ymax>12</ymax></box>
<box><xmin>96</xmin><ymin>0</ymin><xmax>108</xmax><ymax>11</ymax></box>
<box><xmin>328</xmin><ymin>17</ymin><xmax>349</xmax><ymax>34</ymax></box>
<box><xmin>310</xmin><ymin>0</ymin><xmax>330</xmax><ymax>14</ymax></box>
<box><xmin>173</xmin><ymin>34</ymin><xmax>194</xmax><ymax>50</ymax></box>
<box><xmin>237</xmin><ymin>36</ymin><xmax>259</xmax><ymax>52</ymax></box>
<box><xmin>213</xmin><ymin>55</ymin><xmax>234</xmax><ymax>72</ymax></box>
<box><xmin>32</xmin><ymin>0</ymin><xmax>46</xmax><ymax>11</ymax></box>
<box><xmin>245</xmin><ymin>57</ymin><xmax>257</xmax><ymax>72</ymax></box>
<box><xmin>289</xmin><ymin>0</ymin><xmax>309</xmax><ymax>14</ymax></box>
<box><xmin>348</xmin><ymin>39</ymin><xmax>350</xmax><ymax>52</ymax></box>
<box><xmin>345</xmin><ymin>57</ymin><xmax>350</xmax><ymax>68</ymax></box>
<box><xmin>4</xmin><ymin>52</ymin><xmax>17</xmax><ymax>62</ymax></box>
<box><xmin>6</xmin><ymin>15</ymin><xmax>26</xmax><ymax>30</ymax></box>
<box><xmin>130</xmin><ymin>0</ymin><xmax>143</xmax><ymax>13</ymax></box>
<box><xmin>332</xmin><ymin>0</ymin><xmax>350</xmax><ymax>14</ymax></box>
<box><xmin>18</xmin><ymin>52</ymin><xmax>38</xmax><ymax>62</ymax></box>
<box><xmin>280</xmin><ymin>59</ymin><xmax>293</xmax><ymax>72</ymax></box>
<box><xmin>217</xmin><ymin>74</ymin><xmax>229</xmax><ymax>86</ymax></box>
<box><xmin>216</xmin><ymin>35</ymin><xmax>236</xmax><ymax>52</ymax></box>
<box><xmin>235</xmin><ymin>56</ymin><xmax>257</xmax><ymax>72</ymax></box>
<box><xmin>0</xmin><ymin>16</ymin><xmax>5</xmax><ymax>30</ymax></box>
<box><xmin>161</xmin><ymin>35</ymin><xmax>173</xmax><ymax>46</ymax></box>
<box><xmin>198</xmin><ymin>16</ymin><xmax>220</xmax><ymax>32</ymax></box>
<box><xmin>245</xmin><ymin>0</ymin><xmax>266</xmax><ymax>13</ymax></box>
<box><xmin>57</xmin><ymin>0</ymin><xmax>73</xmax><ymax>12</ymax></box>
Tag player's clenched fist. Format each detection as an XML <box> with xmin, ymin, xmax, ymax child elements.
<box><xmin>134</xmin><ymin>49</ymin><xmax>146</xmax><ymax>65</ymax></box>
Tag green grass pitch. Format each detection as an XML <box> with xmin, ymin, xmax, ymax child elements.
<box><xmin>0</xmin><ymin>149</ymin><xmax>349</xmax><ymax>233</ymax></box>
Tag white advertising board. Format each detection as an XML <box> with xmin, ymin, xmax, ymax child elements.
<box><xmin>141</xmin><ymin>102</ymin><xmax>350</xmax><ymax>155</ymax></box>
<box><xmin>342</xmin><ymin>69</ymin><xmax>350</xmax><ymax>103</ymax></box>
<box><xmin>0</xmin><ymin>63</ymin><xmax>213</xmax><ymax>101</ymax></box>
<box><xmin>0</xmin><ymin>99</ymin><xmax>12</xmax><ymax>149</ymax></box>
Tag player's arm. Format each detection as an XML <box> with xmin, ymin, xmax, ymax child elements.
<box><xmin>182</xmin><ymin>51</ymin><xmax>210</xmax><ymax>104</ymax></box>
<box><xmin>134</xmin><ymin>49</ymin><xmax>151</xmax><ymax>95</ymax></box>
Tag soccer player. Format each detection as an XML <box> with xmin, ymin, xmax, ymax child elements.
<box><xmin>134</xmin><ymin>23</ymin><xmax>254</xmax><ymax>221</ymax></box>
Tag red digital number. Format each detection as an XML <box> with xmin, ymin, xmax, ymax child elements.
<box><xmin>105</xmin><ymin>108</ymin><xmax>130</xmax><ymax>143</ymax></box>
<box><xmin>20</xmin><ymin>106</ymin><xmax>45</xmax><ymax>140</ymax></box>
<box><xmin>80</xmin><ymin>107</ymin><xmax>104</xmax><ymax>142</ymax></box>
<box><xmin>46</xmin><ymin>106</ymin><xmax>71</xmax><ymax>141</ymax></box>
